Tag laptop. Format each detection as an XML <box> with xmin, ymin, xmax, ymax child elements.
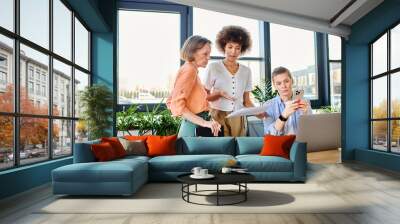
<box><xmin>296</xmin><ymin>113</ymin><xmax>341</xmax><ymax>152</ymax></box>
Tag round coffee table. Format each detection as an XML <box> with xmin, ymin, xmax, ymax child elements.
<box><xmin>177</xmin><ymin>173</ymin><xmax>255</xmax><ymax>206</ymax></box>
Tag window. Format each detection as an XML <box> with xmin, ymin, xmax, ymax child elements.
<box><xmin>371</xmin><ymin>24</ymin><xmax>400</xmax><ymax>153</ymax></box>
<box><xmin>0</xmin><ymin>71</ymin><xmax>6</xmax><ymax>85</ymax></box>
<box><xmin>0</xmin><ymin>0</ymin><xmax>91</xmax><ymax>170</ymax></box>
<box><xmin>75</xmin><ymin>17</ymin><xmax>89</xmax><ymax>70</ymax></box>
<box><xmin>328</xmin><ymin>35</ymin><xmax>342</xmax><ymax>108</ymax></box>
<box><xmin>53</xmin><ymin>119</ymin><xmax>72</xmax><ymax>158</ymax></box>
<box><xmin>193</xmin><ymin>8</ymin><xmax>263</xmax><ymax>93</ymax></box>
<box><xmin>28</xmin><ymin>67</ymin><xmax>34</xmax><ymax>80</ymax></box>
<box><xmin>0</xmin><ymin>0</ymin><xmax>14</xmax><ymax>32</ymax></box>
<box><xmin>0</xmin><ymin>116</ymin><xmax>13</xmax><ymax>170</ymax></box>
<box><xmin>270</xmin><ymin>24</ymin><xmax>317</xmax><ymax>100</ymax></box>
<box><xmin>20</xmin><ymin>0</ymin><xmax>49</xmax><ymax>49</ymax></box>
<box><xmin>0</xmin><ymin>34</ymin><xmax>14</xmax><ymax>113</ymax></box>
<box><xmin>0</xmin><ymin>55</ymin><xmax>7</xmax><ymax>67</ymax></box>
<box><xmin>118</xmin><ymin>10</ymin><xmax>181</xmax><ymax>104</ymax></box>
<box><xmin>28</xmin><ymin>81</ymin><xmax>34</xmax><ymax>94</ymax></box>
<box><xmin>74</xmin><ymin>69</ymin><xmax>89</xmax><ymax>118</ymax></box>
<box><xmin>53</xmin><ymin>0</ymin><xmax>72</xmax><ymax>60</ymax></box>
<box><xmin>21</xmin><ymin>44</ymin><xmax>49</xmax><ymax>115</ymax></box>
<box><xmin>53</xmin><ymin>59</ymin><xmax>72</xmax><ymax>117</ymax></box>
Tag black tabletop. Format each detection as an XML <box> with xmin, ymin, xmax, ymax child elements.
<box><xmin>177</xmin><ymin>172</ymin><xmax>255</xmax><ymax>185</ymax></box>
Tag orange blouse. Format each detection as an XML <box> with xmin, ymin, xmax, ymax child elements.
<box><xmin>166</xmin><ymin>62</ymin><xmax>208</xmax><ymax>116</ymax></box>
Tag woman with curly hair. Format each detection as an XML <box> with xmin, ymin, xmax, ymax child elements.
<box><xmin>204</xmin><ymin>26</ymin><xmax>261</xmax><ymax>137</ymax></box>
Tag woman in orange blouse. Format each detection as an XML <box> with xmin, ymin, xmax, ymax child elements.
<box><xmin>167</xmin><ymin>35</ymin><xmax>221</xmax><ymax>137</ymax></box>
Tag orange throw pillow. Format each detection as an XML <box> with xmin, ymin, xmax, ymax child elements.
<box><xmin>91</xmin><ymin>142</ymin><xmax>117</xmax><ymax>161</ymax></box>
<box><xmin>101</xmin><ymin>137</ymin><xmax>127</xmax><ymax>158</ymax></box>
<box><xmin>260</xmin><ymin>135</ymin><xmax>296</xmax><ymax>159</ymax></box>
<box><xmin>146</xmin><ymin>135</ymin><xmax>177</xmax><ymax>157</ymax></box>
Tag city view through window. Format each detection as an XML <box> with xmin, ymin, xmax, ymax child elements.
<box><xmin>0</xmin><ymin>0</ymin><xmax>90</xmax><ymax>170</ymax></box>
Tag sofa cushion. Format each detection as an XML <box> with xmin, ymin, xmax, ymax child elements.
<box><xmin>236</xmin><ymin>137</ymin><xmax>263</xmax><ymax>155</ymax></box>
<box><xmin>177</xmin><ymin>137</ymin><xmax>235</xmax><ymax>155</ymax></box>
<box><xmin>101</xmin><ymin>137</ymin><xmax>127</xmax><ymax>158</ymax></box>
<box><xmin>147</xmin><ymin>135</ymin><xmax>177</xmax><ymax>157</ymax></box>
<box><xmin>236</xmin><ymin>155</ymin><xmax>293</xmax><ymax>172</ymax></box>
<box><xmin>91</xmin><ymin>142</ymin><xmax>118</xmax><ymax>161</ymax></box>
<box><xmin>260</xmin><ymin>135</ymin><xmax>296</xmax><ymax>159</ymax></box>
<box><xmin>148</xmin><ymin>154</ymin><xmax>235</xmax><ymax>172</ymax></box>
<box><xmin>52</xmin><ymin>159</ymin><xmax>147</xmax><ymax>183</ymax></box>
<box><xmin>119</xmin><ymin>138</ymin><xmax>147</xmax><ymax>156</ymax></box>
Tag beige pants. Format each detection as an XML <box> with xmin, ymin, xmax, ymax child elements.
<box><xmin>209</xmin><ymin>109</ymin><xmax>246</xmax><ymax>137</ymax></box>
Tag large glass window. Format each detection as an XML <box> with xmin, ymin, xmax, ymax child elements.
<box><xmin>0</xmin><ymin>1</ymin><xmax>91</xmax><ymax>170</ymax></box>
<box><xmin>53</xmin><ymin>119</ymin><xmax>72</xmax><ymax>158</ymax></box>
<box><xmin>53</xmin><ymin>0</ymin><xmax>72</xmax><ymax>60</ymax></box>
<box><xmin>0</xmin><ymin>34</ymin><xmax>14</xmax><ymax>113</ymax></box>
<box><xmin>0</xmin><ymin>0</ymin><xmax>14</xmax><ymax>32</ymax></box>
<box><xmin>270</xmin><ymin>24</ymin><xmax>317</xmax><ymax>100</ymax></box>
<box><xmin>371</xmin><ymin>25</ymin><xmax>400</xmax><ymax>153</ymax></box>
<box><xmin>53</xmin><ymin>59</ymin><xmax>72</xmax><ymax>117</ymax></box>
<box><xmin>20</xmin><ymin>0</ymin><xmax>49</xmax><ymax>49</ymax></box>
<box><xmin>74</xmin><ymin>17</ymin><xmax>89</xmax><ymax>70</ymax></box>
<box><xmin>0</xmin><ymin>116</ymin><xmax>13</xmax><ymax>169</ymax></box>
<box><xmin>193</xmin><ymin>8</ymin><xmax>263</xmax><ymax>92</ymax></box>
<box><xmin>20</xmin><ymin>44</ymin><xmax>49</xmax><ymax>116</ymax></box>
<box><xmin>118</xmin><ymin>10</ymin><xmax>180</xmax><ymax>104</ymax></box>
<box><xmin>391</xmin><ymin>24</ymin><xmax>400</xmax><ymax>70</ymax></box>
<box><xmin>74</xmin><ymin>69</ymin><xmax>89</xmax><ymax>118</ymax></box>
<box><xmin>328</xmin><ymin>35</ymin><xmax>342</xmax><ymax>107</ymax></box>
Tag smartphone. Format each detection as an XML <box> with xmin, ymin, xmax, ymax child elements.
<box><xmin>294</xmin><ymin>89</ymin><xmax>304</xmax><ymax>101</ymax></box>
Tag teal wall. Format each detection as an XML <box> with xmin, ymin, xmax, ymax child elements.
<box><xmin>0</xmin><ymin>0</ymin><xmax>116</xmax><ymax>200</ymax></box>
<box><xmin>343</xmin><ymin>0</ymin><xmax>400</xmax><ymax>171</ymax></box>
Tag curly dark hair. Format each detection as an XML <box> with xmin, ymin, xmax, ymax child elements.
<box><xmin>216</xmin><ymin>26</ymin><xmax>252</xmax><ymax>54</ymax></box>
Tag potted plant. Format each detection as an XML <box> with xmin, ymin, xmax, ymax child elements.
<box><xmin>251</xmin><ymin>79</ymin><xmax>278</xmax><ymax>104</ymax></box>
<box><xmin>116</xmin><ymin>100</ymin><xmax>181</xmax><ymax>136</ymax></box>
<box><xmin>79</xmin><ymin>84</ymin><xmax>113</xmax><ymax>140</ymax></box>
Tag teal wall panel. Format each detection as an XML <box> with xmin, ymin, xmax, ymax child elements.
<box><xmin>0</xmin><ymin>158</ymin><xmax>72</xmax><ymax>199</ymax></box>
<box><xmin>343</xmin><ymin>0</ymin><xmax>400</xmax><ymax>172</ymax></box>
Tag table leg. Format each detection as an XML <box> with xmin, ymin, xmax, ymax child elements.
<box><xmin>245</xmin><ymin>183</ymin><xmax>247</xmax><ymax>201</ymax></box>
<box><xmin>217</xmin><ymin>184</ymin><xmax>219</xmax><ymax>206</ymax></box>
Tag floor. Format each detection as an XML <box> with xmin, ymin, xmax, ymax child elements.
<box><xmin>1</xmin><ymin>149</ymin><xmax>400</xmax><ymax>224</ymax></box>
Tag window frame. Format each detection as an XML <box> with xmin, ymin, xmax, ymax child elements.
<box><xmin>369</xmin><ymin>20</ymin><xmax>400</xmax><ymax>154</ymax></box>
<box><xmin>0</xmin><ymin>0</ymin><xmax>92</xmax><ymax>171</ymax></box>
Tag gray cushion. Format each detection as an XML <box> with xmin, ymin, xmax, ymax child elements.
<box><xmin>119</xmin><ymin>138</ymin><xmax>147</xmax><ymax>156</ymax></box>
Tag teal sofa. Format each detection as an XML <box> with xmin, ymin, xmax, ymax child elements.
<box><xmin>52</xmin><ymin>137</ymin><xmax>307</xmax><ymax>196</ymax></box>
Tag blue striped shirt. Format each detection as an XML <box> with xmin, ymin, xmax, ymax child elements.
<box><xmin>263</xmin><ymin>96</ymin><xmax>312</xmax><ymax>135</ymax></box>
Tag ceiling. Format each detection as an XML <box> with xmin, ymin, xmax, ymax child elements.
<box><xmin>167</xmin><ymin>0</ymin><xmax>384</xmax><ymax>38</ymax></box>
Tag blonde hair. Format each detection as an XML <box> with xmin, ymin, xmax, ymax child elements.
<box><xmin>272</xmin><ymin>66</ymin><xmax>293</xmax><ymax>82</ymax></box>
<box><xmin>180</xmin><ymin>35</ymin><xmax>211</xmax><ymax>62</ymax></box>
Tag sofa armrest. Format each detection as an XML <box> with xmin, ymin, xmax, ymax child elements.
<box><xmin>289</xmin><ymin>141</ymin><xmax>307</xmax><ymax>181</ymax></box>
<box><xmin>73</xmin><ymin>140</ymin><xmax>100</xmax><ymax>163</ymax></box>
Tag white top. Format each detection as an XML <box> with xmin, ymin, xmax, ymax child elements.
<box><xmin>203</xmin><ymin>60</ymin><xmax>253</xmax><ymax>112</ymax></box>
